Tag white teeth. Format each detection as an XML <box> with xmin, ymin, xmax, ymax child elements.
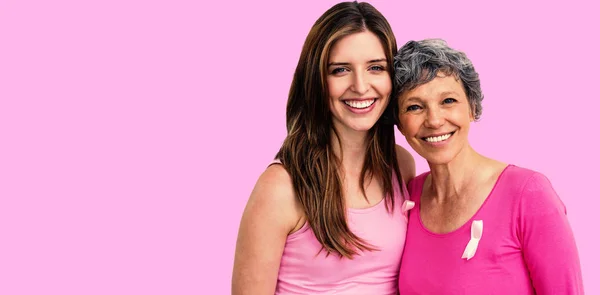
<box><xmin>343</xmin><ymin>99</ymin><xmax>375</xmax><ymax>109</ymax></box>
<box><xmin>424</xmin><ymin>133</ymin><xmax>452</xmax><ymax>143</ymax></box>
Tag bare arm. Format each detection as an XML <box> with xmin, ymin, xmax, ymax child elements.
<box><xmin>232</xmin><ymin>164</ymin><xmax>303</xmax><ymax>295</ymax></box>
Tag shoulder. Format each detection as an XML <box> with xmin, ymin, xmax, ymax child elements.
<box><xmin>499</xmin><ymin>165</ymin><xmax>555</xmax><ymax>196</ymax></box>
<box><xmin>491</xmin><ymin>165</ymin><xmax>537</xmax><ymax>196</ymax></box>
<box><xmin>232</xmin><ymin>163</ymin><xmax>303</xmax><ymax>293</ymax></box>
<box><xmin>253</xmin><ymin>163</ymin><xmax>298</xmax><ymax>208</ymax></box>
<box><xmin>406</xmin><ymin>171</ymin><xmax>429</xmax><ymax>198</ymax></box>
<box><xmin>522</xmin><ymin>170</ymin><xmax>563</xmax><ymax>209</ymax></box>
<box><xmin>256</xmin><ymin>163</ymin><xmax>295</xmax><ymax>196</ymax></box>
<box><xmin>245</xmin><ymin>163</ymin><xmax>303</xmax><ymax>232</ymax></box>
<box><xmin>501</xmin><ymin>166</ymin><xmax>566</xmax><ymax>216</ymax></box>
<box><xmin>395</xmin><ymin>144</ymin><xmax>416</xmax><ymax>183</ymax></box>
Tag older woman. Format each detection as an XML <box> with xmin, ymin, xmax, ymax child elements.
<box><xmin>394</xmin><ymin>39</ymin><xmax>584</xmax><ymax>294</ymax></box>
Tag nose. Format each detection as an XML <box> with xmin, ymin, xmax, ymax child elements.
<box><xmin>424</xmin><ymin>106</ymin><xmax>444</xmax><ymax>129</ymax></box>
<box><xmin>350</xmin><ymin>72</ymin><xmax>369</xmax><ymax>95</ymax></box>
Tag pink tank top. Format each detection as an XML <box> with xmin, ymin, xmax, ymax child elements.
<box><xmin>271</xmin><ymin>161</ymin><xmax>409</xmax><ymax>295</ymax></box>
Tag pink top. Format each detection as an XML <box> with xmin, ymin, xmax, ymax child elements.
<box><xmin>272</xmin><ymin>162</ymin><xmax>410</xmax><ymax>295</ymax></box>
<box><xmin>399</xmin><ymin>165</ymin><xmax>584</xmax><ymax>294</ymax></box>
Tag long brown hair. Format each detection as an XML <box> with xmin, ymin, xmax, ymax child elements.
<box><xmin>275</xmin><ymin>1</ymin><xmax>403</xmax><ymax>258</ymax></box>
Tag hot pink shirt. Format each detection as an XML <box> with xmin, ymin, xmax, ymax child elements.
<box><xmin>275</xmin><ymin>169</ymin><xmax>409</xmax><ymax>295</ymax></box>
<box><xmin>399</xmin><ymin>165</ymin><xmax>584</xmax><ymax>294</ymax></box>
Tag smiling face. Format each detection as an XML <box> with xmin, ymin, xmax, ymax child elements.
<box><xmin>397</xmin><ymin>73</ymin><xmax>474</xmax><ymax>165</ymax></box>
<box><xmin>326</xmin><ymin>30</ymin><xmax>392</xmax><ymax>135</ymax></box>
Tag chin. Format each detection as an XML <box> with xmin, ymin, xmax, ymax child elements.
<box><xmin>350</xmin><ymin>122</ymin><xmax>378</xmax><ymax>132</ymax></box>
<box><xmin>424</xmin><ymin>157</ymin><xmax>453</xmax><ymax>166</ymax></box>
<box><xmin>337</xmin><ymin>118</ymin><xmax>379</xmax><ymax>132</ymax></box>
<box><xmin>416</xmin><ymin>151</ymin><xmax>458</xmax><ymax>166</ymax></box>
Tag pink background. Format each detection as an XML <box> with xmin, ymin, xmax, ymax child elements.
<box><xmin>1</xmin><ymin>0</ymin><xmax>597</xmax><ymax>294</ymax></box>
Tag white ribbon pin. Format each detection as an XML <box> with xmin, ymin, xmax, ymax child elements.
<box><xmin>461</xmin><ymin>220</ymin><xmax>483</xmax><ymax>260</ymax></box>
<box><xmin>402</xmin><ymin>200</ymin><xmax>415</xmax><ymax>212</ymax></box>
<box><xmin>401</xmin><ymin>200</ymin><xmax>415</xmax><ymax>222</ymax></box>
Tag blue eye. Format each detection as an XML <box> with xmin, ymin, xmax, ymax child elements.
<box><xmin>406</xmin><ymin>105</ymin><xmax>421</xmax><ymax>111</ymax></box>
<box><xmin>443</xmin><ymin>98</ymin><xmax>457</xmax><ymax>104</ymax></box>
<box><xmin>370</xmin><ymin>65</ymin><xmax>386</xmax><ymax>71</ymax></box>
<box><xmin>331</xmin><ymin>67</ymin><xmax>348</xmax><ymax>74</ymax></box>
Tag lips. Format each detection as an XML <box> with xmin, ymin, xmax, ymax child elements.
<box><xmin>343</xmin><ymin>99</ymin><xmax>376</xmax><ymax>109</ymax></box>
<box><xmin>422</xmin><ymin>131</ymin><xmax>455</xmax><ymax>143</ymax></box>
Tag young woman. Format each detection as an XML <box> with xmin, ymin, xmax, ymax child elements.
<box><xmin>232</xmin><ymin>2</ymin><xmax>415</xmax><ymax>294</ymax></box>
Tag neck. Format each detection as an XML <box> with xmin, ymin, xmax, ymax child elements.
<box><xmin>331</xmin><ymin>127</ymin><xmax>369</xmax><ymax>174</ymax></box>
<box><xmin>427</xmin><ymin>144</ymin><xmax>485</xmax><ymax>202</ymax></box>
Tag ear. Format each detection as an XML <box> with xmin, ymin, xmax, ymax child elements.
<box><xmin>469</xmin><ymin>103</ymin><xmax>475</xmax><ymax>122</ymax></box>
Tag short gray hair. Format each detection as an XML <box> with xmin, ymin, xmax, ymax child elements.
<box><xmin>393</xmin><ymin>39</ymin><xmax>483</xmax><ymax>121</ymax></box>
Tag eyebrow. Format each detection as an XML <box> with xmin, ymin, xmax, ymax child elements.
<box><xmin>439</xmin><ymin>91</ymin><xmax>460</xmax><ymax>97</ymax></box>
<box><xmin>402</xmin><ymin>91</ymin><xmax>461</xmax><ymax>103</ymax></box>
<box><xmin>403</xmin><ymin>97</ymin><xmax>421</xmax><ymax>103</ymax></box>
<box><xmin>327</xmin><ymin>58</ymin><xmax>386</xmax><ymax>67</ymax></box>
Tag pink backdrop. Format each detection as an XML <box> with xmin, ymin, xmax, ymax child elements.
<box><xmin>1</xmin><ymin>0</ymin><xmax>597</xmax><ymax>294</ymax></box>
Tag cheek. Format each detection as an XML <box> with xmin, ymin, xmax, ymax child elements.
<box><xmin>326</xmin><ymin>78</ymin><xmax>347</xmax><ymax>99</ymax></box>
<box><xmin>399</xmin><ymin>115</ymin><xmax>419</xmax><ymax>135</ymax></box>
<box><xmin>453</xmin><ymin>107</ymin><xmax>473</xmax><ymax>124</ymax></box>
<box><xmin>375</xmin><ymin>76</ymin><xmax>392</xmax><ymax>97</ymax></box>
